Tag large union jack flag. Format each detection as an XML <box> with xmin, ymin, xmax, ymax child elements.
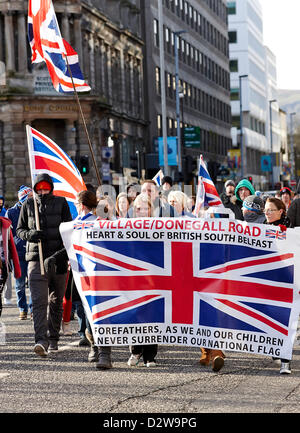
<box><xmin>28</xmin><ymin>0</ymin><xmax>91</xmax><ymax>93</ymax></box>
<box><xmin>73</xmin><ymin>237</ymin><xmax>294</xmax><ymax>336</ymax></box>
<box><xmin>26</xmin><ymin>125</ymin><xmax>86</xmax><ymax>218</ymax></box>
<box><xmin>194</xmin><ymin>155</ymin><xmax>222</xmax><ymax>216</ymax></box>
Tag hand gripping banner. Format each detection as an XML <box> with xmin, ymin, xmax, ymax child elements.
<box><xmin>60</xmin><ymin>217</ymin><xmax>300</xmax><ymax>360</ymax></box>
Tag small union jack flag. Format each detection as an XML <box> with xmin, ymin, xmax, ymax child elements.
<box><xmin>26</xmin><ymin>125</ymin><xmax>86</xmax><ymax>218</ymax></box>
<box><xmin>73</xmin><ymin>222</ymin><xmax>96</xmax><ymax>230</ymax></box>
<box><xmin>266</xmin><ymin>229</ymin><xmax>287</xmax><ymax>240</ymax></box>
<box><xmin>28</xmin><ymin>0</ymin><xmax>91</xmax><ymax>93</ymax></box>
<box><xmin>194</xmin><ymin>155</ymin><xmax>222</xmax><ymax>216</ymax></box>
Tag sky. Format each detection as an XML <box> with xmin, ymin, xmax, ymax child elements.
<box><xmin>260</xmin><ymin>0</ymin><xmax>300</xmax><ymax>90</ymax></box>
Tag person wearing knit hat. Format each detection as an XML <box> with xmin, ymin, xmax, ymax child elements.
<box><xmin>18</xmin><ymin>185</ymin><xmax>33</xmax><ymax>204</ymax></box>
<box><xmin>242</xmin><ymin>195</ymin><xmax>265</xmax><ymax>223</ymax></box>
<box><xmin>5</xmin><ymin>186</ymin><xmax>33</xmax><ymax>320</ymax></box>
<box><xmin>280</xmin><ymin>187</ymin><xmax>292</xmax><ymax>210</ymax></box>
<box><xmin>224</xmin><ymin>180</ymin><xmax>235</xmax><ymax>197</ymax></box>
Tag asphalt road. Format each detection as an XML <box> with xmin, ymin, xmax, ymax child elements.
<box><xmin>0</xmin><ymin>295</ymin><xmax>300</xmax><ymax>421</ymax></box>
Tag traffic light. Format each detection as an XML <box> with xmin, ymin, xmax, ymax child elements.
<box><xmin>79</xmin><ymin>155</ymin><xmax>90</xmax><ymax>175</ymax></box>
<box><xmin>247</xmin><ymin>176</ymin><xmax>253</xmax><ymax>184</ymax></box>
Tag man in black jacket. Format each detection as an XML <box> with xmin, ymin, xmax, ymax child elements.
<box><xmin>17</xmin><ymin>173</ymin><xmax>72</xmax><ymax>356</ymax></box>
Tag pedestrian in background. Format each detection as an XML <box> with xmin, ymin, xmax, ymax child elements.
<box><xmin>5</xmin><ymin>186</ymin><xmax>33</xmax><ymax>320</ymax></box>
<box><xmin>0</xmin><ymin>216</ymin><xmax>21</xmax><ymax>318</ymax></box>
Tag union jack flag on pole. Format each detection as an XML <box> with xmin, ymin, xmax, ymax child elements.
<box><xmin>26</xmin><ymin>125</ymin><xmax>86</xmax><ymax>218</ymax></box>
<box><xmin>194</xmin><ymin>155</ymin><xmax>222</xmax><ymax>216</ymax></box>
<box><xmin>152</xmin><ymin>169</ymin><xmax>164</xmax><ymax>187</ymax></box>
<box><xmin>60</xmin><ymin>217</ymin><xmax>300</xmax><ymax>360</ymax></box>
<box><xmin>28</xmin><ymin>0</ymin><xmax>91</xmax><ymax>93</ymax></box>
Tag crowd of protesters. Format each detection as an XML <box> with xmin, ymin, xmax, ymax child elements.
<box><xmin>0</xmin><ymin>173</ymin><xmax>300</xmax><ymax>376</ymax></box>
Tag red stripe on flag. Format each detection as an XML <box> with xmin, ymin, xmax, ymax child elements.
<box><xmin>208</xmin><ymin>253</ymin><xmax>294</xmax><ymax>274</ymax></box>
<box><xmin>74</xmin><ymin>245</ymin><xmax>147</xmax><ymax>272</ymax></box>
<box><xmin>32</xmin><ymin>128</ymin><xmax>75</xmax><ymax>172</ymax></box>
<box><xmin>34</xmin><ymin>156</ymin><xmax>85</xmax><ymax>193</ymax></box>
<box><xmin>92</xmin><ymin>295</ymin><xmax>160</xmax><ymax>321</ymax></box>
<box><xmin>217</xmin><ymin>299</ymin><xmax>288</xmax><ymax>335</ymax></box>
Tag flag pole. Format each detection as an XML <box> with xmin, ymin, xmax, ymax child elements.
<box><xmin>65</xmin><ymin>56</ymin><xmax>102</xmax><ymax>187</ymax></box>
<box><xmin>26</xmin><ymin>125</ymin><xmax>45</xmax><ymax>275</ymax></box>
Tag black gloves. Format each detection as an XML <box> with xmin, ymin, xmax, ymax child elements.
<box><xmin>44</xmin><ymin>256</ymin><xmax>56</xmax><ymax>274</ymax></box>
<box><xmin>26</xmin><ymin>230</ymin><xmax>45</xmax><ymax>243</ymax></box>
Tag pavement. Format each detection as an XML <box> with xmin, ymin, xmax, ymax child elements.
<box><xmin>0</xmin><ymin>294</ymin><xmax>300</xmax><ymax>421</ymax></box>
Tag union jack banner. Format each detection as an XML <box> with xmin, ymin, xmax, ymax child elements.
<box><xmin>266</xmin><ymin>229</ymin><xmax>287</xmax><ymax>240</ymax></box>
<box><xmin>194</xmin><ymin>155</ymin><xmax>222</xmax><ymax>216</ymax></box>
<box><xmin>26</xmin><ymin>125</ymin><xmax>86</xmax><ymax>218</ymax></box>
<box><xmin>60</xmin><ymin>218</ymin><xmax>300</xmax><ymax>360</ymax></box>
<box><xmin>28</xmin><ymin>0</ymin><xmax>91</xmax><ymax>93</ymax></box>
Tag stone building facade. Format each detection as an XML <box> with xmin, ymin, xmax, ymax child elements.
<box><xmin>140</xmin><ymin>0</ymin><xmax>232</xmax><ymax>181</ymax></box>
<box><xmin>0</xmin><ymin>0</ymin><xmax>145</xmax><ymax>202</ymax></box>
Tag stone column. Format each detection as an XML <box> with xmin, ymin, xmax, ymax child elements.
<box><xmin>4</xmin><ymin>11</ymin><xmax>15</xmax><ymax>71</ymax></box>
<box><xmin>65</xmin><ymin>120</ymin><xmax>76</xmax><ymax>159</ymax></box>
<box><xmin>73</xmin><ymin>14</ymin><xmax>83</xmax><ymax>66</ymax></box>
<box><xmin>61</xmin><ymin>13</ymin><xmax>71</xmax><ymax>43</ymax></box>
<box><xmin>106</xmin><ymin>45</ymin><xmax>112</xmax><ymax>105</ymax></box>
<box><xmin>17</xmin><ymin>11</ymin><xmax>27</xmax><ymax>74</ymax></box>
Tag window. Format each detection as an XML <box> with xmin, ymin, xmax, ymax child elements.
<box><xmin>230</xmin><ymin>88</ymin><xmax>239</xmax><ymax>101</ymax></box>
<box><xmin>229</xmin><ymin>59</ymin><xmax>238</xmax><ymax>72</ymax></box>
<box><xmin>155</xmin><ymin>67</ymin><xmax>161</xmax><ymax>94</ymax></box>
<box><xmin>227</xmin><ymin>1</ymin><xmax>236</xmax><ymax>15</ymax></box>
<box><xmin>228</xmin><ymin>31</ymin><xmax>237</xmax><ymax>44</ymax></box>
<box><xmin>154</xmin><ymin>19</ymin><xmax>159</xmax><ymax>46</ymax></box>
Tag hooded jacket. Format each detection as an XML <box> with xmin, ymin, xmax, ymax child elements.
<box><xmin>16</xmin><ymin>173</ymin><xmax>72</xmax><ymax>271</ymax></box>
<box><xmin>235</xmin><ymin>179</ymin><xmax>255</xmax><ymax>202</ymax></box>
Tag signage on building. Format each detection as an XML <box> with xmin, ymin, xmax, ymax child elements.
<box><xmin>184</xmin><ymin>127</ymin><xmax>201</xmax><ymax>148</ymax></box>
<box><xmin>261</xmin><ymin>155</ymin><xmax>272</xmax><ymax>172</ymax></box>
<box><xmin>102</xmin><ymin>147</ymin><xmax>114</xmax><ymax>159</ymax></box>
<box><xmin>158</xmin><ymin>136</ymin><xmax>177</xmax><ymax>166</ymax></box>
<box><xmin>102</xmin><ymin>162</ymin><xmax>111</xmax><ymax>182</ymax></box>
<box><xmin>34</xmin><ymin>74</ymin><xmax>58</xmax><ymax>95</ymax></box>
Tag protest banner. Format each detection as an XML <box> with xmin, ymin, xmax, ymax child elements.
<box><xmin>60</xmin><ymin>218</ymin><xmax>300</xmax><ymax>360</ymax></box>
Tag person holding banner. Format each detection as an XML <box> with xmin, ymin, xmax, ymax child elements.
<box><xmin>167</xmin><ymin>191</ymin><xmax>195</xmax><ymax>218</ymax></box>
<box><xmin>76</xmin><ymin>191</ymin><xmax>114</xmax><ymax>369</ymax></box>
<box><xmin>264</xmin><ymin>197</ymin><xmax>292</xmax><ymax>374</ymax></box>
<box><xmin>16</xmin><ymin>173</ymin><xmax>72</xmax><ymax>357</ymax></box>
<box><xmin>116</xmin><ymin>193</ymin><xmax>130</xmax><ymax>218</ymax></box>
<box><xmin>127</xmin><ymin>193</ymin><xmax>158</xmax><ymax>367</ymax></box>
<box><xmin>139</xmin><ymin>180</ymin><xmax>177</xmax><ymax>218</ymax></box>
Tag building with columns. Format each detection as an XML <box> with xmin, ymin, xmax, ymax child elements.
<box><xmin>0</xmin><ymin>0</ymin><xmax>145</xmax><ymax>202</ymax></box>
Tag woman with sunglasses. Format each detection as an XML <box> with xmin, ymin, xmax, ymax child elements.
<box><xmin>264</xmin><ymin>197</ymin><xmax>292</xmax><ymax>374</ymax></box>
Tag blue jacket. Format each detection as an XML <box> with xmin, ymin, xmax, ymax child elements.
<box><xmin>5</xmin><ymin>202</ymin><xmax>26</xmax><ymax>261</ymax></box>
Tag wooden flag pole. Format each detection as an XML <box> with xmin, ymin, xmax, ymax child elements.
<box><xmin>65</xmin><ymin>57</ymin><xmax>102</xmax><ymax>187</ymax></box>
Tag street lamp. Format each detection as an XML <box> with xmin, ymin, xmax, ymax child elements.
<box><xmin>269</xmin><ymin>99</ymin><xmax>277</xmax><ymax>189</ymax></box>
<box><xmin>290</xmin><ymin>112</ymin><xmax>296</xmax><ymax>182</ymax></box>
<box><xmin>175</xmin><ymin>30</ymin><xmax>187</xmax><ymax>174</ymax></box>
<box><xmin>239</xmin><ymin>74</ymin><xmax>248</xmax><ymax>178</ymax></box>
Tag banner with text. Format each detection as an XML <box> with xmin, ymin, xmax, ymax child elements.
<box><xmin>60</xmin><ymin>218</ymin><xmax>300</xmax><ymax>360</ymax></box>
